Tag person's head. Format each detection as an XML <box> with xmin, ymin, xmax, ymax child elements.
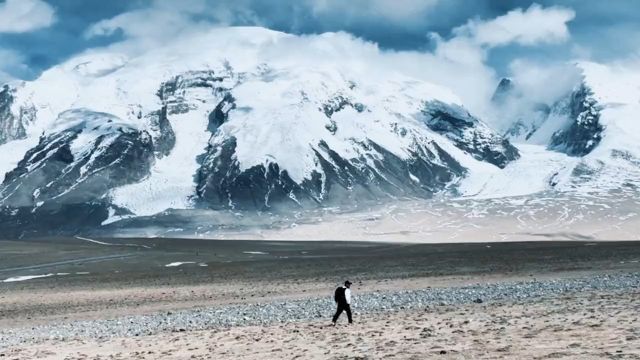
<box><xmin>344</xmin><ymin>280</ymin><xmax>352</xmax><ymax>288</ymax></box>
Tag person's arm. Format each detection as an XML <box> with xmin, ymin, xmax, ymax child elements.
<box><xmin>345</xmin><ymin>288</ymin><xmax>351</xmax><ymax>304</ymax></box>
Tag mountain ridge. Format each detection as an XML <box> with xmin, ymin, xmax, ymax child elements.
<box><xmin>0</xmin><ymin>27</ymin><xmax>637</xmax><ymax>236</ymax></box>
<box><xmin>0</xmin><ymin>27</ymin><xmax>520</xmax><ymax>234</ymax></box>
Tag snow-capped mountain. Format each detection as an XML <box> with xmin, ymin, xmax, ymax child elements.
<box><xmin>0</xmin><ymin>27</ymin><xmax>523</xmax><ymax>235</ymax></box>
<box><xmin>0</xmin><ymin>26</ymin><xmax>638</xmax><ymax>237</ymax></box>
<box><xmin>496</xmin><ymin>75</ymin><xmax>603</xmax><ymax>157</ymax></box>
<box><xmin>480</xmin><ymin>61</ymin><xmax>640</xmax><ymax>197</ymax></box>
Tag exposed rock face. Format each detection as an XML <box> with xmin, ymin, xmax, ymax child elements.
<box><xmin>146</xmin><ymin>70</ymin><xmax>242</xmax><ymax>158</ymax></box>
<box><xmin>146</xmin><ymin>106</ymin><xmax>176</xmax><ymax>158</ymax></box>
<box><xmin>157</xmin><ymin>70</ymin><xmax>228</xmax><ymax>115</ymax></box>
<box><xmin>549</xmin><ymin>85</ymin><xmax>603</xmax><ymax>156</ymax></box>
<box><xmin>196</xmin><ymin>136</ymin><xmax>466</xmax><ymax>211</ymax></box>
<box><xmin>491</xmin><ymin>74</ymin><xmax>605</xmax><ymax>158</ymax></box>
<box><xmin>0</xmin><ymin>68</ymin><xmax>521</xmax><ymax>228</ymax></box>
<box><xmin>208</xmin><ymin>93</ymin><xmax>235</xmax><ymax>133</ymax></box>
<box><xmin>190</xmin><ymin>78</ymin><xmax>520</xmax><ymax>211</ymax></box>
<box><xmin>0</xmin><ymin>110</ymin><xmax>155</xmax><ymax>208</ymax></box>
<box><xmin>421</xmin><ymin>100</ymin><xmax>520</xmax><ymax>168</ymax></box>
<box><xmin>502</xmin><ymin>103</ymin><xmax>551</xmax><ymax>141</ymax></box>
<box><xmin>491</xmin><ymin>78</ymin><xmax>515</xmax><ymax>105</ymax></box>
<box><xmin>0</xmin><ymin>202</ymin><xmax>111</xmax><ymax>238</ymax></box>
<box><xmin>321</xmin><ymin>94</ymin><xmax>366</xmax><ymax>118</ymax></box>
<box><xmin>0</xmin><ymin>85</ymin><xmax>35</xmax><ymax>145</ymax></box>
<box><xmin>320</xmin><ymin>94</ymin><xmax>365</xmax><ymax>136</ymax></box>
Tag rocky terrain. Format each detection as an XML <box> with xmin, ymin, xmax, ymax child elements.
<box><xmin>2</xmin><ymin>273</ymin><xmax>639</xmax><ymax>359</ymax></box>
<box><xmin>1</xmin><ymin>272</ymin><xmax>639</xmax><ymax>348</ymax></box>
<box><xmin>2</xmin><ymin>238</ymin><xmax>639</xmax><ymax>358</ymax></box>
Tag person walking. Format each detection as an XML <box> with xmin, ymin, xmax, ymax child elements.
<box><xmin>332</xmin><ymin>280</ymin><xmax>353</xmax><ymax>325</ymax></box>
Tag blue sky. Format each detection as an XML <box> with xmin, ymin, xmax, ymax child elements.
<box><xmin>1</xmin><ymin>0</ymin><xmax>639</xmax><ymax>82</ymax></box>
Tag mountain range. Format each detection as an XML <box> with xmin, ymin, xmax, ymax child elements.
<box><xmin>0</xmin><ymin>27</ymin><xmax>638</xmax><ymax>238</ymax></box>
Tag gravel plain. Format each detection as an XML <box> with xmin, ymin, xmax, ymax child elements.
<box><xmin>3</xmin><ymin>239</ymin><xmax>640</xmax><ymax>358</ymax></box>
<box><xmin>2</xmin><ymin>271</ymin><xmax>639</xmax><ymax>350</ymax></box>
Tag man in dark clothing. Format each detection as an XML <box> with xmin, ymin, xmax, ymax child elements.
<box><xmin>332</xmin><ymin>280</ymin><xmax>353</xmax><ymax>325</ymax></box>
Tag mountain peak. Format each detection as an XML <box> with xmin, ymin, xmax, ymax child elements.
<box><xmin>491</xmin><ymin>77</ymin><xmax>515</xmax><ymax>104</ymax></box>
<box><xmin>0</xmin><ymin>29</ymin><xmax>520</xmax><ymax>234</ymax></box>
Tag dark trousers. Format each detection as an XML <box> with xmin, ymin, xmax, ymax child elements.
<box><xmin>332</xmin><ymin>302</ymin><xmax>352</xmax><ymax>323</ymax></box>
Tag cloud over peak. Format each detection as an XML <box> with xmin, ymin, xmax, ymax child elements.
<box><xmin>454</xmin><ymin>4</ymin><xmax>575</xmax><ymax>48</ymax></box>
<box><xmin>311</xmin><ymin>0</ymin><xmax>439</xmax><ymax>28</ymax></box>
<box><xmin>0</xmin><ymin>0</ymin><xmax>56</xmax><ymax>33</ymax></box>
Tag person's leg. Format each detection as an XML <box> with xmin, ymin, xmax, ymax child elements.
<box><xmin>332</xmin><ymin>303</ymin><xmax>344</xmax><ymax>323</ymax></box>
<box><xmin>346</xmin><ymin>304</ymin><xmax>353</xmax><ymax>323</ymax></box>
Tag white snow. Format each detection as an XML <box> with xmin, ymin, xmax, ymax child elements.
<box><xmin>75</xmin><ymin>236</ymin><xmax>115</xmax><ymax>246</ymax></box>
<box><xmin>2</xmin><ymin>274</ymin><xmax>56</xmax><ymax>282</ymax></box>
<box><xmin>1</xmin><ymin>27</ymin><xmax>483</xmax><ymax>217</ymax></box>
<box><xmin>2</xmin><ymin>27</ymin><xmax>639</xmax><ymax>219</ymax></box>
<box><xmin>74</xmin><ymin>236</ymin><xmax>152</xmax><ymax>249</ymax></box>
<box><xmin>165</xmin><ymin>262</ymin><xmax>196</xmax><ymax>267</ymax></box>
<box><xmin>460</xmin><ymin>144</ymin><xmax>578</xmax><ymax>198</ymax></box>
<box><xmin>475</xmin><ymin>60</ymin><xmax>640</xmax><ymax>197</ymax></box>
<box><xmin>206</xmin><ymin>64</ymin><xmax>461</xmax><ymax>185</ymax></box>
<box><xmin>2</xmin><ymin>273</ymin><xmax>71</xmax><ymax>283</ymax></box>
<box><xmin>109</xmin><ymin>106</ymin><xmax>214</xmax><ymax>216</ymax></box>
<box><xmin>0</xmin><ymin>26</ymin><xmax>466</xmax><ymax>216</ymax></box>
<box><xmin>0</xmin><ymin>137</ymin><xmax>38</xmax><ymax>182</ymax></box>
<box><xmin>579</xmin><ymin>61</ymin><xmax>640</xmax><ymax>154</ymax></box>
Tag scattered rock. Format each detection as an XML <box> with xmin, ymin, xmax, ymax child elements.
<box><xmin>2</xmin><ymin>272</ymin><xmax>640</xmax><ymax>348</ymax></box>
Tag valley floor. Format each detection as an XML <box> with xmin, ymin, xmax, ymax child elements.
<box><xmin>104</xmin><ymin>189</ymin><xmax>640</xmax><ymax>243</ymax></box>
<box><xmin>5</xmin><ymin>289</ymin><xmax>640</xmax><ymax>359</ymax></box>
<box><xmin>1</xmin><ymin>239</ymin><xmax>640</xmax><ymax>359</ymax></box>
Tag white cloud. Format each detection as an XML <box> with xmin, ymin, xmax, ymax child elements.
<box><xmin>79</xmin><ymin>0</ymin><xmax>499</xmax><ymax>117</ymax></box>
<box><xmin>509</xmin><ymin>59</ymin><xmax>582</xmax><ymax>104</ymax></box>
<box><xmin>86</xmin><ymin>9</ymin><xmax>198</xmax><ymax>39</ymax></box>
<box><xmin>0</xmin><ymin>71</ymin><xmax>14</xmax><ymax>85</ymax></box>
<box><xmin>311</xmin><ymin>0</ymin><xmax>439</xmax><ymax>27</ymax></box>
<box><xmin>0</xmin><ymin>49</ymin><xmax>28</xmax><ymax>84</ymax></box>
<box><xmin>87</xmin><ymin>0</ymin><xmax>191</xmax><ymax>39</ymax></box>
<box><xmin>454</xmin><ymin>4</ymin><xmax>575</xmax><ymax>48</ymax></box>
<box><xmin>85</xmin><ymin>0</ymin><xmax>259</xmax><ymax>41</ymax></box>
<box><xmin>420</xmin><ymin>4</ymin><xmax>576</xmax><ymax>115</ymax></box>
<box><xmin>0</xmin><ymin>0</ymin><xmax>56</xmax><ymax>33</ymax></box>
<box><xmin>0</xmin><ymin>49</ymin><xmax>24</xmax><ymax>67</ymax></box>
<box><xmin>86</xmin><ymin>0</ymin><xmax>440</xmax><ymax>41</ymax></box>
<box><xmin>82</xmin><ymin>1</ymin><xmax>580</xmax><ymax>119</ymax></box>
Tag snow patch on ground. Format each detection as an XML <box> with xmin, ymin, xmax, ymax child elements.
<box><xmin>165</xmin><ymin>262</ymin><xmax>196</xmax><ymax>267</ymax></box>
<box><xmin>1</xmin><ymin>272</ymin><xmax>88</xmax><ymax>283</ymax></box>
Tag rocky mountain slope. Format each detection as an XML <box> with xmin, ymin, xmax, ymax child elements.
<box><xmin>0</xmin><ymin>27</ymin><xmax>637</xmax><ymax>237</ymax></box>
<box><xmin>473</xmin><ymin>61</ymin><xmax>640</xmax><ymax>199</ymax></box>
<box><xmin>0</xmin><ymin>27</ymin><xmax>523</xmax><ymax>235</ymax></box>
